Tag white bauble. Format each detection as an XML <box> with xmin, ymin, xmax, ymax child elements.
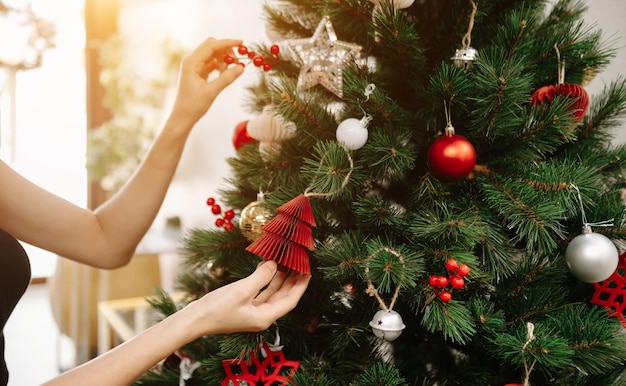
<box><xmin>565</xmin><ymin>226</ymin><xmax>619</xmax><ymax>283</ymax></box>
<box><xmin>336</xmin><ymin>118</ymin><xmax>369</xmax><ymax>150</ymax></box>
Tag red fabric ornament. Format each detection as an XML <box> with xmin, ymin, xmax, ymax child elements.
<box><xmin>590</xmin><ymin>252</ymin><xmax>626</xmax><ymax>327</ymax></box>
<box><xmin>427</xmin><ymin>128</ymin><xmax>476</xmax><ymax>181</ymax></box>
<box><xmin>221</xmin><ymin>341</ymin><xmax>300</xmax><ymax>386</ymax></box>
<box><xmin>246</xmin><ymin>194</ymin><xmax>315</xmax><ymax>274</ymax></box>
<box><xmin>232</xmin><ymin>120</ymin><xmax>255</xmax><ymax>150</ymax></box>
<box><xmin>530</xmin><ymin>83</ymin><xmax>589</xmax><ymax>123</ymax></box>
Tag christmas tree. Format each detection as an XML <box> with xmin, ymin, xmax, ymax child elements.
<box><xmin>136</xmin><ymin>0</ymin><xmax>626</xmax><ymax>385</ymax></box>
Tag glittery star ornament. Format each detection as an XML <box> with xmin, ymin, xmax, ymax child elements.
<box><xmin>285</xmin><ymin>16</ymin><xmax>361</xmax><ymax>98</ymax></box>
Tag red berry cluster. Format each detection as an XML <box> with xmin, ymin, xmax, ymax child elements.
<box><xmin>428</xmin><ymin>259</ymin><xmax>470</xmax><ymax>303</ymax></box>
<box><xmin>223</xmin><ymin>44</ymin><xmax>280</xmax><ymax>72</ymax></box>
<box><xmin>206</xmin><ymin>197</ymin><xmax>235</xmax><ymax>231</ymax></box>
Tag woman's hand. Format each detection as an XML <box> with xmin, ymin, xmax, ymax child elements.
<box><xmin>186</xmin><ymin>261</ymin><xmax>311</xmax><ymax>337</ymax></box>
<box><xmin>169</xmin><ymin>37</ymin><xmax>245</xmax><ymax>129</ymax></box>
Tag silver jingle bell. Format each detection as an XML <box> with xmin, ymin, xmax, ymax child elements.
<box><xmin>451</xmin><ymin>47</ymin><xmax>478</xmax><ymax>70</ymax></box>
<box><xmin>369</xmin><ymin>309</ymin><xmax>405</xmax><ymax>341</ymax></box>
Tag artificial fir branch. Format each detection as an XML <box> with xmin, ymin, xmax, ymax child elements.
<box><xmin>422</xmin><ymin>300</ymin><xmax>477</xmax><ymax>344</ymax></box>
<box><xmin>578</xmin><ymin>77</ymin><xmax>626</xmax><ymax>140</ymax></box>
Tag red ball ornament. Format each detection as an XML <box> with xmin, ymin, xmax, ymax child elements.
<box><xmin>427</xmin><ymin>126</ymin><xmax>476</xmax><ymax>181</ymax></box>
<box><xmin>232</xmin><ymin>120</ymin><xmax>255</xmax><ymax>151</ymax></box>
<box><xmin>530</xmin><ymin>83</ymin><xmax>589</xmax><ymax>123</ymax></box>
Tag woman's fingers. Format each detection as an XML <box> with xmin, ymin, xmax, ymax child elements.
<box><xmin>189</xmin><ymin>38</ymin><xmax>241</xmax><ymax>77</ymax></box>
<box><xmin>253</xmin><ymin>268</ymin><xmax>289</xmax><ymax>304</ymax></box>
<box><xmin>258</xmin><ymin>273</ymin><xmax>311</xmax><ymax>318</ymax></box>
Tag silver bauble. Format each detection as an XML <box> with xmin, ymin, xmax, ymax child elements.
<box><xmin>451</xmin><ymin>47</ymin><xmax>478</xmax><ymax>70</ymax></box>
<box><xmin>239</xmin><ymin>193</ymin><xmax>274</xmax><ymax>242</ymax></box>
<box><xmin>369</xmin><ymin>309</ymin><xmax>405</xmax><ymax>341</ymax></box>
<box><xmin>565</xmin><ymin>225</ymin><xmax>619</xmax><ymax>283</ymax></box>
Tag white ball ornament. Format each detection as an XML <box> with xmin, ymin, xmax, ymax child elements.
<box><xmin>336</xmin><ymin>117</ymin><xmax>370</xmax><ymax>150</ymax></box>
<box><xmin>565</xmin><ymin>225</ymin><xmax>619</xmax><ymax>283</ymax></box>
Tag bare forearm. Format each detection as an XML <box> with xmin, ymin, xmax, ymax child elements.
<box><xmin>41</xmin><ymin>261</ymin><xmax>310</xmax><ymax>386</ymax></box>
<box><xmin>42</xmin><ymin>307</ymin><xmax>197</xmax><ymax>386</ymax></box>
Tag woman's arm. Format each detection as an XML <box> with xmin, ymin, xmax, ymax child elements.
<box><xmin>42</xmin><ymin>261</ymin><xmax>311</xmax><ymax>386</ymax></box>
<box><xmin>0</xmin><ymin>38</ymin><xmax>244</xmax><ymax>268</ymax></box>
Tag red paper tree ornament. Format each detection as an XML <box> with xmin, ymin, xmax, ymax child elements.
<box><xmin>246</xmin><ymin>194</ymin><xmax>315</xmax><ymax>274</ymax></box>
<box><xmin>221</xmin><ymin>341</ymin><xmax>300</xmax><ymax>385</ymax></box>
<box><xmin>530</xmin><ymin>83</ymin><xmax>589</xmax><ymax>123</ymax></box>
<box><xmin>590</xmin><ymin>252</ymin><xmax>626</xmax><ymax>327</ymax></box>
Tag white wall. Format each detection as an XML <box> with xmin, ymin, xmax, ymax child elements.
<box><xmin>119</xmin><ymin>0</ymin><xmax>626</xmax><ymax>233</ymax></box>
<box><xmin>118</xmin><ymin>0</ymin><xmax>268</xmax><ymax>232</ymax></box>
<box><xmin>579</xmin><ymin>0</ymin><xmax>626</xmax><ymax>143</ymax></box>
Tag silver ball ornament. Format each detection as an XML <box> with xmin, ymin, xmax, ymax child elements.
<box><xmin>565</xmin><ymin>226</ymin><xmax>619</xmax><ymax>283</ymax></box>
<box><xmin>369</xmin><ymin>309</ymin><xmax>405</xmax><ymax>341</ymax></box>
<box><xmin>336</xmin><ymin>117</ymin><xmax>370</xmax><ymax>150</ymax></box>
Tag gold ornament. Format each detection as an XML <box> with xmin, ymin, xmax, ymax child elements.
<box><xmin>239</xmin><ymin>193</ymin><xmax>275</xmax><ymax>242</ymax></box>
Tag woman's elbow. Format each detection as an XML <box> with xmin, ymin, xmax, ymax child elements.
<box><xmin>91</xmin><ymin>251</ymin><xmax>134</xmax><ymax>270</ymax></box>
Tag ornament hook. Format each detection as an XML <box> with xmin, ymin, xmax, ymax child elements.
<box><xmin>364</xmin><ymin>246</ymin><xmax>405</xmax><ymax>311</ymax></box>
<box><xmin>356</xmin><ymin>83</ymin><xmax>376</xmax><ymax>126</ymax></box>
<box><xmin>462</xmin><ymin>0</ymin><xmax>478</xmax><ymax>50</ymax></box>
<box><xmin>571</xmin><ymin>183</ymin><xmax>614</xmax><ymax>231</ymax></box>
<box><xmin>443</xmin><ymin>96</ymin><xmax>456</xmax><ymax>136</ymax></box>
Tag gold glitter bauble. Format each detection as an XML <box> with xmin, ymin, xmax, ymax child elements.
<box><xmin>240</xmin><ymin>198</ymin><xmax>274</xmax><ymax>242</ymax></box>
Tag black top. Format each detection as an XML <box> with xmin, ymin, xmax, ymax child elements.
<box><xmin>0</xmin><ymin>229</ymin><xmax>31</xmax><ymax>386</ymax></box>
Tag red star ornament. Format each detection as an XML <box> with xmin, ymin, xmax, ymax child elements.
<box><xmin>221</xmin><ymin>341</ymin><xmax>300</xmax><ymax>386</ymax></box>
<box><xmin>590</xmin><ymin>252</ymin><xmax>626</xmax><ymax>327</ymax></box>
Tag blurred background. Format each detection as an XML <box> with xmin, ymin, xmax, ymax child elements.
<box><xmin>0</xmin><ymin>0</ymin><xmax>624</xmax><ymax>384</ymax></box>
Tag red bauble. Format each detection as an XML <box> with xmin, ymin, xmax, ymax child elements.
<box><xmin>530</xmin><ymin>83</ymin><xmax>589</xmax><ymax>123</ymax></box>
<box><xmin>232</xmin><ymin>120</ymin><xmax>255</xmax><ymax>150</ymax></box>
<box><xmin>427</xmin><ymin>131</ymin><xmax>476</xmax><ymax>181</ymax></box>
